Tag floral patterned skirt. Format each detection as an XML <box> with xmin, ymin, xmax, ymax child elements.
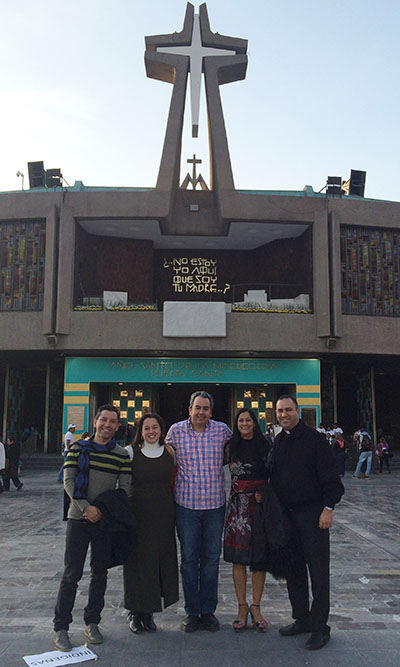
<box><xmin>223</xmin><ymin>479</ymin><xmax>265</xmax><ymax>565</ymax></box>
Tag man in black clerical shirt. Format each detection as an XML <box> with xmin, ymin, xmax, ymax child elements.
<box><xmin>271</xmin><ymin>395</ymin><xmax>344</xmax><ymax>651</ymax></box>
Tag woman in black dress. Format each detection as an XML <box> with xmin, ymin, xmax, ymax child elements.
<box><xmin>224</xmin><ymin>409</ymin><xmax>270</xmax><ymax>632</ymax></box>
<box><xmin>123</xmin><ymin>413</ymin><xmax>178</xmax><ymax>634</ymax></box>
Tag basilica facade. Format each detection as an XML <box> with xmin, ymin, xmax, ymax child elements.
<box><xmin>1</xmin><ymin>3</ymin><xmax>399</xmax><ymax>450</ymax></box>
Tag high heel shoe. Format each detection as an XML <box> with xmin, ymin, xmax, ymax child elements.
<box><xmin>250</xmin><ymin>604</ymin><xmax>268</xmax><ymax>632</ymax></box>
<box><xmin>232</xmin><ymin>603</ymin><xmax>249</xmax><ymax>632</ymax></box>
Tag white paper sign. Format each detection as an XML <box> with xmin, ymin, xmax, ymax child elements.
<box><xmin>23</xmin><ymin>645</ymin><xmax>98</xmax><ymax>666</ymax></box>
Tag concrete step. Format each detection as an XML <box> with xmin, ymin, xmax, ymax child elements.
<box><xmin>21</xmin><ymin>453</ymin><xmax>62</xmax><ymax>470</ymax></box>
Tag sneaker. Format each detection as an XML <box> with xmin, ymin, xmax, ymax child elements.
<box><xmin>200</xmin><ymin>613</ymin><xmax>220</xmax><ymax>631</ymax></box>
<box><xmin>181</xmin><ymin>615</ymin><xmax>200</xmax><ymax>632</ymax></box>
<box><xmin>84</xmin><ymin>623</ymin><xmax>103</xmax><ymax>644</ymax></box>
<box><xmin>54</xmin><ymin>630</ymin><xmax>72</xmax><ymax>652</ymax></box>
<box><xmin>17</xmin><ymin>483</ymin><xmax>23</xmax><ymax>490</ymax></box>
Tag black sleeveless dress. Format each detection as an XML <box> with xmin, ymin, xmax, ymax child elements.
<box><xmin>123</xmin><ymin>445</ymin><xmax>179</xmax><ymax>613</ymax></box>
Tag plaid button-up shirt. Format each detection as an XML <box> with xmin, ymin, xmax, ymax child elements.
<box><xmin>165</xmin><ymin>418</ymin><xmax>232</xmax><ymax>510</ymax></box>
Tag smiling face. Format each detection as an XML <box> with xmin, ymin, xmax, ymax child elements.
<box><xmin>142</xmin><ymin>417</ymin><xmax>162</xmax><ymax>444</ymax></box>
<box><xmin>276</xmin><ymin>397</ymin><xmax>300</xmax><ymax>432</ymax></box>
<box><xmin>237</xmin><ymin>411</ymin><xmax>255</xmax><ymax>440</ymax></box>
<box><xmin>189</xmin><ymin>395</ymin><xmax>212</xmax><ymax>431</ymax></box>
<box><xmin>93</xmin><ymin>409</ymin><xmax>119</xmax><ymax>444</ymax></box>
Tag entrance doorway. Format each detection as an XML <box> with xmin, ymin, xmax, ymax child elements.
<box><xmin>90</xmin><ymin>381</ymin><xmax>298</xmax><ymax>435</ymax></box>
<box><xmin>158</xmin><ymin>384</ymin><xmax>231</xmax><ymax>430</ymax></box>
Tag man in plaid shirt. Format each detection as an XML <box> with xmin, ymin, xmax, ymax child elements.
<box><xmin>165</xmin><ymin>391</ymin><xmax>232</xmax><ymax>632</ymax></box>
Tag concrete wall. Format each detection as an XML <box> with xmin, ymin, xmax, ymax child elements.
<box><xmin>1</xmin><ymin>187</ymin><xmax>400</xmax><ymax>357</ymax></box>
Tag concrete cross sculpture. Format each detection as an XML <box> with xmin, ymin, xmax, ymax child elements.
<box><xmin>145</xmin><ymin>2</ymin><xmax>247</xmax><ymax>195</ymax></box>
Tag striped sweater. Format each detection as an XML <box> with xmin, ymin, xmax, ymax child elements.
<box><xmin>63</xmin><ymin>442</ymin><xmax>131</xmax><ymax>520</ymax></box>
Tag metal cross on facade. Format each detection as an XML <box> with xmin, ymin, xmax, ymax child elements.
<box><xmin>145</xmin><ymin>3</ymin><xmax>247</xmax><ymax>194</ymax></box>
<box><xmin>188</xmin><ymin>154</ymin><xmax>201</xmax><ymax>180</ymax></box>
<box><xmin>180</xmin><ymin>154</ymin><xmax>209</xmax><ymax>190</ymax></box>
<box><xmin>157</xmin><ymin>13</ymin><xmax>235</xmax><ymax>137</ymax></box>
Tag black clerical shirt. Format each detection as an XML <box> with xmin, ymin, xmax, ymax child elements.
<box><xmin>270</xmin><ymin>419</ymin><xmax>344</xmax><ymax>510</ymax></box>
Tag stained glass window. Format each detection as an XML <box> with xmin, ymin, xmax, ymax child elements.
<box><xmin>0</xmin><ymin>220</ymin><xmax>46</xmax><ymax>311</ymax></box>
<box><xmin>341</xmin><ymin>226</ymin><xmax>400</xmax><ymax>317</ymax></box>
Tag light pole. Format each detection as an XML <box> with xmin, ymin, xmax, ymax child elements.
<box><xmin>16</xmin><ymin>170</ymin><xmax>24</xmax><ymax>190</ymax></box>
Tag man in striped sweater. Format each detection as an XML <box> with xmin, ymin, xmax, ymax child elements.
<box><xmin>53</xmin><ymin>404</ymin><xmax>131</xmax><ymax>652</ymax></box>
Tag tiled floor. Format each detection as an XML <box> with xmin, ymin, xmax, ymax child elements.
<box><xmin>1</xmin><ymin>466</ymin><xmax>399</xmax><ymax>666</ymax></box>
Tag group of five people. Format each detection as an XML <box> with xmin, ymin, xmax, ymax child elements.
<box><xmin>53</xmin><ymin>391</ymin><xmax>344</xmax><ymax>653</ymax></box>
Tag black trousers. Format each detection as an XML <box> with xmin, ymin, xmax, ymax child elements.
<box><xmin>379</xmin><ymin>455</ymin><xmax>390</xmax><ymax>472</ymax></box>
<box><xmin>3</xmin><ymin>473</ymin><xmax>22</xmax><ymax>490</ymax></box>
<box><xmin>285</xmin><ymin>504</ymin><xmax>330</xmax><ymax>633</ymax></box>
<box><xmin>53</xmin><ymin>519</ymin><xmax>108</xmax><ymax>631</ymax></box>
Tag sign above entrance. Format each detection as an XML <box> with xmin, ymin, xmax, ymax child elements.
<box><xmin>65</xmin><ymin>357</ymin><xmax>320</xmax><ymax>386</ymax></box>
<box><xmin>63</xmin><ymin>357</ymin><xmax>321</xmax><ymax>433</ymax></box>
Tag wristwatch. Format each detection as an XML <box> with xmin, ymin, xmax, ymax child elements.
<box><xmin>324</xmin><ymin>506</ymin><xmax>334</xmax><ymax>511</ymax></box>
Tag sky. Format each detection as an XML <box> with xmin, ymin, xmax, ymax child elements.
<box><xmin>1</xmin><ymin>0</ymin><xmax>399</xmax><ymax>201</ymax></box>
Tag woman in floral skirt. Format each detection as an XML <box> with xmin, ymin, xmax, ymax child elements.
<box><xmin>223</xmin><ymin>409</ymin><xmax>270</xmax><ymax>632</ymax></box>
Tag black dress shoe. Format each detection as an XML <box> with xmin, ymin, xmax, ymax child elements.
<box><xmin>142</xmin><ymin>613</ymin><xmax>157</xmax><ymax>632</ymax></box>
<box><xmin>279</xmin><ymin>620</ymin><xmax>311</xmax><ymax>636</ymax></box>
<box><xmin>305</xmin><ymin>631</ymin><xmax>330</xmax><ymax>650</ymax></box>
<box><xmin>127</xmin><ymin>613</ymin><xmax>143</xmax><ymax>634</ymax></box>
<box><xmin>181</xmin><ymin>615</ymin><xmax>200</xmax><ymax>632</ymax></box>
<box><xmin>200</xmin><ymin>613</ymin><xmax>220</xmax><ymax>632</ymax></box>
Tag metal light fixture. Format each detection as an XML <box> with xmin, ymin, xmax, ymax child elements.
<box><xmin>16</xmin><ymin>171</ymin><xmax>24</xmax><ymax>190</ymax></box>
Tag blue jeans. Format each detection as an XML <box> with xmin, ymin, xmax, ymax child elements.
<box><xmin>354</xmin><ymin>451</ymin><xmax>372</xmax><ymax>477</ymax></box>
<box><xmin>175</xmin><ymin>504</ymin><xmax>225</xmax><ymax>616</ymax></box>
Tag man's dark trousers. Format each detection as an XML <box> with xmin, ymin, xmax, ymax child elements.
<box><xmin>285</xmin><ymin>503</ymin><xmax>330</xmax><ymax>633</ymax></box>
<box><xmin>53</xmin><ymin>519</ymin><xmax>108</xmax><ymax>631</ymax></box>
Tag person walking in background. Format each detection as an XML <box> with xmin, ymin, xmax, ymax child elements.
<box><xmin>333</xmin><ymin>433</ymin><xmax>346</xmax><ymax>477</ymax></box>
<box><xmin>3</xmin><ymin>436</ymin><xmax>23</xmax><ymax>491</ymax></box>
<box><xmin>165</xmin><ymin>391</ymin><xmax>232</xmax><ymax>633</ymax></box>
<box><xmin>353</xmin><ymin>429</ymin><xmax>374</xmax><ymax>479</ymax></box>
<box><xmin>57</xmin><ymin>424</ymin><xmax>76</xmax><ymax>482</ymax></box>
<box><xmin>123</xmin><ymin>413</ymin><xmax>178</xmax><ymax>634</ymax></box>
<box><xmin>0</xmin><ymin>438</ymin><xmax>5</xmax><ymax>493</ymax></box>
<box><xmin>333</xmin><ymin>423</ymin><xmax>343</xmax><ymax>438</ymax></box>
<box><xmin>376</xmin><ymin>436</ymin><xmax>392</xmax><ymax>473</ymax></box>
<box><xmin>271</xmin><ymin>395</ymin><xmax>344</xmax><ymax>651</ymax></box>
<box><xmin>223</xmin><ymin>409</ymin><xmax>270</xmax><ymax>632</ymax></box>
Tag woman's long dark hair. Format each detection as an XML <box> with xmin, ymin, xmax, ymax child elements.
<box><xmin>133</xmin><ymin>412</ymin><xmax>166</xmax><ymax>448</ymax></box>
<box><xmin>227</xmin><ymin>408</ymin><xmax>268</xmax><ymax>462</ymax></box>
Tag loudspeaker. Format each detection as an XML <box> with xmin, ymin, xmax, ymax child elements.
<box><xmin>28</xmin><ymin>161</ymin><xmax>46</xmax><ymax>188</ymax></box>
<box><xmin>348</xmin><ymin>170</ymin><xmax>366</xmax><ymax>197</ymax></box>
<box><xmin>326</xmin><ymin>176</ymin><xmax>343</xmax><ymax>195</ymax></box>
<box><xmin>46</xmin><ymin>168</ymin><xmax>62</xmax><ymax>188</ymax></box>
<box><xmin>342</xmin><ymin>170</ymin><xmax>366</xmax><ymax>197</ymax></box>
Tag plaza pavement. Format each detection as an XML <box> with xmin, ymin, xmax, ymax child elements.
<box><xmin>1</xmin><ymin>463</ymin><xmax>400</xmax><ymax>667</ymax></box>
